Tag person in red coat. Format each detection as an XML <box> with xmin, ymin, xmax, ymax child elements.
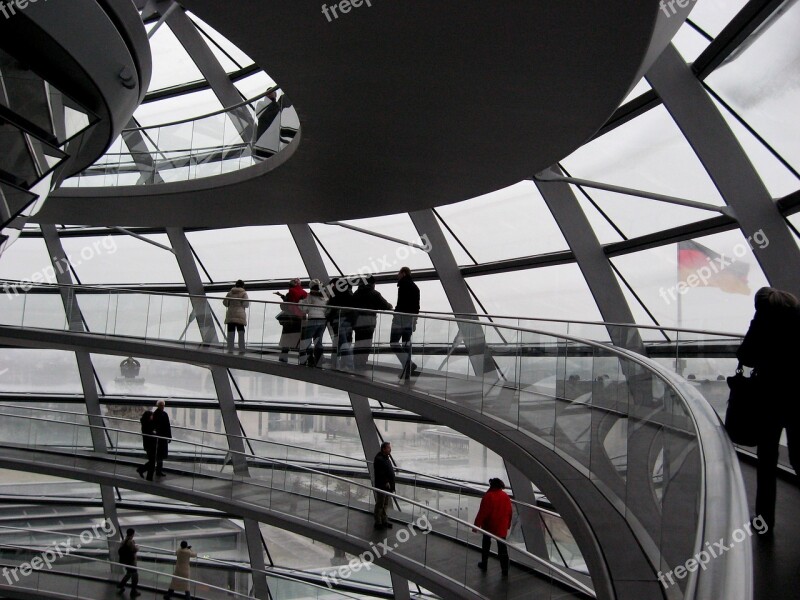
<box><xmin>473</xmin><ymin>478</ymin><xmax>512</xmax><ymax>575</ymax></box>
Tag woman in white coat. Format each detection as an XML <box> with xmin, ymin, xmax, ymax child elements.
<box><xmin>223</xmin><ymin>280</ymin><xmax>249</xmax><ymax>353</ymax></box>
<box><xmin>163</xmin><ymin>540</ymin><xmax>196</xmax><ymax>599</ymax></box>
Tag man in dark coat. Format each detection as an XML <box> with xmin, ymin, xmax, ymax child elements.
<box><xmin>153</xmin><ymin>400</ymin><xmax>172</xmax><ymax>477</ymax></box>
<box><xmin>136</xmin><ymin>410</ymin><xmax>156</xmax><ymax>481</ymax></box>
<box><xmin>736</xmin><ymin>287</ymin><xmax>800</xmax><ymax>531</ymax></box>
<box><xmin>117</xmin><ymin>528</ymin><xmax>140</xmax><ymax>596</ymax></box>
<box><xmin>373</xmin><ymin>442</ymin><xmax>395</xmax><ymax>529</ymax></box>
<box><xmin>351</xmin><ymin>275</ymin><xmax>392</xmax><ymax>369</ymax></box>
<box><xmin>474</xmin><ymin>478</ymin><xmax>513</xmax><ymax>575</ymax></box>
<box><xmin>390</xmin><ymin>267</ymin><xmax>420</xmax><ymax>379</ymax></box>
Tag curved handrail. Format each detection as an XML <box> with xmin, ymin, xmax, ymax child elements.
<box><xmin>0</xmin><ymin>542</ymin><xmax>253</xmax><ymax>600</ymax></box>
<box><xmin>0</xmin><ymin>408</ymin><xmax>597</xmax><ymax>597</ymax></box>
<box><xmin>0</xmin><ymin>401</ymin><xmax>562</xmax><ymax>520</ymax></box>
<box><xmin>121</xmin><ymin>87</ymin><xmax>281</xmax><ymax>132</ymax></box>
<box><xmin>0</xmin><ymin>280</ymin><xmax>748</xmax><ymax>339</ymax></box>
<box><xmin>0</xmin><ymin>524</ymin><xmax>369</xmax><ymax>599</ymax></box>
<box><xmin>0</xmin><ymin>280</ymin><xmax>752</xmax><ymax>599</ymax></box>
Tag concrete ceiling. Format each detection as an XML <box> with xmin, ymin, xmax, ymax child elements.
<box><xmin>40</xmin><ymin>1</ymin><xmax>670</xmax><ymax>227</ymax></box>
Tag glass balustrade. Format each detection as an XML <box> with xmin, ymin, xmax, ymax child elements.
<box><xmin>0</xmin><ymin>283</ymin><xmax>749</xmax><ymax>598</ymax></box>
<box><xmin>0</xmin><ymin>524</ymin><xmax>371</xmax><ymax>600</ymax></box>
<box><xmin>0</xmin><ymin>404</ymin><xmax>588</xmax><ymax>599</ymax></box>
<box><xmin>62</xmin><ymin>91</ymin><xmax>299</xmax><ymax>188</ymax></box>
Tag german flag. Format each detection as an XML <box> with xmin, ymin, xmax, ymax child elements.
<box><xmin>677</xmin><ymin>240</ymin><xmax>750</xmax><ymax>295</ymax></box>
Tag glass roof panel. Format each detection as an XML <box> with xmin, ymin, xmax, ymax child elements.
<box><xmin>673</xmin><ymin>22</ymin><xmax>712</xmax><ymax>63</ymax></box>
<box><xmin>186</xmin><ymin>226</ymin><xmax>308</xmax><ymax>282</ymax></box>
<box><xmin>572</xmin><ymin>184</ymin><xmax>720</xmax><ymax>239</ymax></box>
<box><xmin>234</xmin><ymin>71</ymin><xmax>277</xmax><ymax>101</ymax></box>
<box><xmin>573</xmin><ymin>190</ymin><xmax>626</xmax><ymax>245</ymax></box>
<box><xmin>148</xmin><ymin>22</ymin><xmax>205</xmax><ymax>93</ymax></box>
<box><xmin>434</xmin><ymin>211</ymin><xmax>475</xmax><ymax>266</ymax></box>
<box><xmin>310</xmin><ymin>222</ymin><xmax>433</xmax><ymax>275</ymax></box>
<box><xmin>562</xmin><ymin>104</ymin><xmax>726</xmax><ymax>205</ymax></box>
<box><xmin>187</xmin><ymin>13</ymin><xmax>255</xmax><ymax>69</ymax></box>
<box><xmin>711</xmin><ymin>95</ymin><xmax>800</xmax><ymax>198</ymax></box>
<box><xmin>134</xmin><ymin>89</ymin><xmax>224</xmax><ymax>128</ymax></box>
<box><xmin>689</xmin><ymin>0</ymin><xmax>749</xmax><ymax>38</ymax></box>
<box><xmin>466</xmin><ymin>264</ymin><xmax>603</xmax><ymax>328</ymax></box>
<box><xmin>435</xmin><ymin>181</ymin><xmax>569</xmax><ymax>263</ymax></box>
<box><xmin>0</xmin><ymin>235</ymin><xmax>54</xmax><ymax>281</ymax></box>
<box><xmin>705</xmin><ymin>1</ymin><xmax>800</xmax><ymax>174</ymax></box>
<box><xmin>610</xmin><ymin>229</ymin><xmax>768</xmax><ymax>332</ymax></box>
<box><xmin>62</xmin><ymin>233</ymin><xmax>182</xmax><ymax>284</ymax></box>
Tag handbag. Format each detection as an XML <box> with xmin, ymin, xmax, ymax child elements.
<box><xmin>724</xmin><ymin>363</ymin><xmax>760</xmax><ymax>447</ymax></box>
<box><xmin>275</xmin><ymin>310</ymin><xmax>293</xmax><ymax>325</ymax></box>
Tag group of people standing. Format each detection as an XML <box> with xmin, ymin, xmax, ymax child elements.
<box><xmin>223</xmin><ymin>267</ymin><xmax>421</xmax><ymax>377</ymax></box>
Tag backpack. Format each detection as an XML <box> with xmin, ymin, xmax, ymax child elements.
<box><xmin>118</xmin><ymin>540</ymin><xmax>133</xmax><ymax>562</ymax></box>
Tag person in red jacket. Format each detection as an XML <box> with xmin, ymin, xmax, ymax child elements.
<box><xmin>473</xmin><ymin>478</ymin><xmax>512</xmax><ymax>576</ymax></box>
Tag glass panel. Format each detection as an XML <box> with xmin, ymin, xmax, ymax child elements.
<box><xmin>705</xmin><ymin>0</ymin><xmax>800</xmax><ymax>173</ymax></box>
<box><xmin>562</xmin><ymin>105</ymin><xmax>726</xmax><ymax>205</ymax></box>
<box><xmin>436</xmin><ymin>181</ymin><xmax>568</xmax><ymax>262</ymax></box>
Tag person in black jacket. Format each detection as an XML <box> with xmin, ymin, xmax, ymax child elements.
<box><xmin>153</xmin><ymin>400</ymin><xmax>172</xmax><ymax>477</ymax></box>
<box><xmin>352</xmin><ymin>275</ymin><xmax>392</xmax><ymax>369</ymax></box>
<box><xmin>136</xmin><ymin>410</ymin><xmax>156</xmax><ymax>481</ymax></box>
<box><xmin>373</xmin><ymin>442</ymin><xmax>395</xmax><ymax>529</ymax></box>
<box><xmin>327</xmin><ymin>278</ymin><xmax>355</xmax><ymax>370</ymax></box>
<box><xmin>737</xmin><ymin>286</ymin><xmax>800</xmax><ymax>531</ymax></box>
<box><xmin>117</xmin><ymin>528</ymin><xmax>140</xmax><ymax>596</ymax></box>
<box><xmin>391</xmin><ymin>267</ymin><xmax>420</xmax><ymax>379</ymax></box>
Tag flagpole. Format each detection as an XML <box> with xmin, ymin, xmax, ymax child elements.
<box><xmin>676</xmin><ymin>243</ymin><xmax>683</xmax><ymax>376</ymax></box>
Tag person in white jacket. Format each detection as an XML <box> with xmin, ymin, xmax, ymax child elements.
<box><xmin>299</xmin><ymin>280</ymin><xmax>328</xmax><ymax>366</ymax></box>
<box><xmin>163</xmin><ymin>540</ymin><xmax>197</xmax><ymax>599</ymax></box>
<box><xmin>223</xmin><ymin>280</ymin><xmax>249</xmax><ymax>353</ymax></box>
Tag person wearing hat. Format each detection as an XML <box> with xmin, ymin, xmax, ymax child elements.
<box><xmin>164</xmin><ymin>540</ymin><xmax>197</xmax><ymax>599</ymax></box>
<box><xmin>473</xmin><ymin>478</ymin><xmax>513</xmax><ymax>576</ymax></box>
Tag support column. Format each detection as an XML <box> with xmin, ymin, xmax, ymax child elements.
<box><xmin>647</xmin><ymin>43</ymin><xmax>800</xmax><ymax>298</ymax></box>
<box><xmin>534</xmin><ymin>171</ymin><xmax>646</xmax><ymax>353</ymax></box>
<box><xmin>409</xmin><ymin>210</ymin><xmax>493</xmax><ymax>375</ymax></box>
<box><xmin>165</xmin><ymin>227</ymin><xmax>269</xmax><ymax>599</ymax></box>
<box><xmin>288</xmin><ymin>223</ymin><xmax>329</xmax><ymax>282</ymax></box>
<box><xmin>40</xmin><ymin>225</ymin><xmax>121</xmax><ymax>549</ymax></box>
<box><xmin>504</xmin><ymin>461</ymin><xmax>549</xmax><ymax>558</ymax></box>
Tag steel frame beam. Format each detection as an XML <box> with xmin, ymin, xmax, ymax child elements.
<box><xmin>647</xmin><ymin>44</ymin><xmax>800</xmax><ymax>298</ymax></box>
<box><xmin>165</xmin><ymin>226</ymin><xmax>269</xmax><ymax>599</ymax></box>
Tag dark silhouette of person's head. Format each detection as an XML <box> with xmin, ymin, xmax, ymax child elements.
<box><xmin>755</xmin><ymin>287</ymin><xmax>799</xmax><ymax>312</ymax></box>
<box><xmin>180</xmin><ymin>540</ymin><xmax>189</xmax><ymax>549</ymax></box>
<box><xmin>236</xmin><ymin>279</ymin><xmax>245</xmax><ymax>288</ymax></box>
<box><xmin>489</xmin><ymin>478</ymin><xmax>505</xmax><ymax>490</ymax></box>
